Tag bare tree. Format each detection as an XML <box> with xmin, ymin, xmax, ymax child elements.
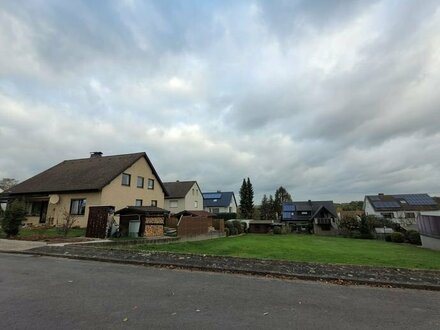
<box><xmin>0</xmin><ymin>178</ymin><xmax>19</xmax><ymax>191</ymax></box>
<box><xmin>59</xmin><ymin>208</ymin><xmax>78</xmax><ymax>237</ymax></box>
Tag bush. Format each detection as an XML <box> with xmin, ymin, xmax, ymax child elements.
<box><xmin>390</xmin><ymin>232</ymin><xmax>405</xmax><ymax>243</ymax></box>
<box><xmin>405</xmin><ymin>230</ymin><xmax>421</xmax><ymax>245</ymax></box>
<box><xmin>358</xmin><ymin>215</ymin><xmax>373</xmax><ymax>239</ymax></box>
<box><xmin>232</xmin><ymin>220</ymin><xmax>243</xmax><ymax>234</ymax></box>
<box><xmin>1</xmin><ymin>200</ymin><xmax>26</xmax><ymax>238</ymax></box>
<box><xmin>385</xmin><ymin>234</ymin><xmax>392</xmax><ymax>242</ymax></box>
<box><xmin>224</xmin><ymin>227</ymin><xmax>230</xmax><ymax>237</ymax></box>
<box><xmin>216</xmin><ymin>213</ymin><xmax>237</xmax><ymax>221</ymax></box>
<box><xmin>230</xmin><ymin>227</ymin><xmax>238</xmax><ymax>236</ymax></box>
<box><xmin>273</xmin><ymin>226</ymin><xmax>282</xmax><ymax>235</ymax></box>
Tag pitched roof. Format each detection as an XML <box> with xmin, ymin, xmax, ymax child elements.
<box><xmin>3</xmin><ymin>152</ymin><xmax>167</xmax><ymax>195</ymax></box>
<box><xmin>163</xmin><ymin>181</ymin><xmax>197</xmax><ymax>199</ymax></box>
<box><xmin>365</xmin><ymin>193</ymin><xmax>440</xmax><ymax>212</ymax></box>
<box><xmin>203</xmin><ymin>191</ymin><xmax>236</xmax><ymax>208</ymax></box>
<box><xmin>282</xmin><ymin>201</ymin><xmax>337</xmax><ymax>221</ymax></box>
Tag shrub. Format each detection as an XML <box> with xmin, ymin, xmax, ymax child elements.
<box><xmin>338</xmin><ymin>216</ymin><xmax>359</xmax><ymax>233</ymax></box>
<box><xmin>230</xmin><ymin>227</ymin><xmax>238</xmax><ymax>236</ymax></box>
<box><xmin>224</xmin><ymin>227</ymin><xmax>230</xmax><ymax>237</ymax></box>
<box><xmin>358</xmin><ymin>215</ymin><xmax>373</xmax><ymax>239</ymax></box>
<box><xmin>273</xmin><ymin>226</ymin><xmax>282</xmax><ymax>235</ymax></box>
<box><xmin>1</xmin><ymin>200</ymin><xmax>26</xmax><ymax>238</ymax></box>
<box><xmin>390</xmin><ymin>232</ymin><xmax>405</xmax><ymax>243</ymax></box>
<box><xmin>405</xmin><ymin>230</ymin><xmax>421</xmax><ymax>245</ymax></box>
<box><xmin>232</xmin><ymin>220</ymin><xmax>243</xmax><ymax>234</ymax></box>
<box><xmin>384</xmin><ymin>234</ymin><xmax>392</xmax><ymax>242</ymax></box>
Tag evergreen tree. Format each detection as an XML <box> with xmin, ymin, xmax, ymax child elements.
<box><xmin>260</xmin><ymin>194</ymin><xmax>269</xmax><ymax>220</ymax></box>
<box><xmin>239</xmin><ymin>179</ymin><xmax>247</xmax><ymax>219</ymax></box>
<box><xmin>274</xmin><ymin>186</ymin><xmax>292</xmax><ymax>219</ymax></box>
<box><xmin>268</xmin><ymin>195</ymin><xmax>276</xmax><ymax>220</ymax></box>
<box><xmin>239</xmin><ymin>177</ymin><xmax>255</xmax><ymax>219</ymax></box>
<box><xmin>246</xmin><ymin>177</ymin><xmax>254</xmax><ymax>219</ymax></box>
<box><xmin>1</xmin><ymin>199</ymin><xmax>26</xmax><ymax>238</ymax></box>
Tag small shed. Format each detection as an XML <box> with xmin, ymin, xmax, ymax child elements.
<box><xmin>115</xmin><ymin>206</ymin><xmax>169</xmax><ymax>237</ymax></box>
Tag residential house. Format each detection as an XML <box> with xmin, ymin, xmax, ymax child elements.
<box><xmin>0</xmin><ymin>152</ymin><xmax>167</xmax><ymax>228</ymax></box>
<box><xmin>282</xmin><ymin>200</ymin><xmax>338</xmax><ymax>235</ymax></box>
<box><xmin>203</xmin><ymin>191</ymin><xmax>237</xmax><ymax>214</ymax></box>
<box><xmin>163</xmin><ymin>181</ymin><xmax>203</xmax><ymax>214</ymax></box>
<box><xmin>363</xmin><ymin>193</ymin><xmax>440</xmax><ymax>229</ymax></box>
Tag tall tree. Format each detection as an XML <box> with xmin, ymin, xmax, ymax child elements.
<box><xmin>260</xmin><ymin>194</ymin><xmax>269</xmax><ymax>220</ymax></box>
<box><xmin>239</xmin><ymin>179</ymin><xmax>247</xmax><ymax>219</ymax></box>
<box><xmin>274</xmin><ymin>186</ymin><xmax>292</xmax><ymax>219</ymax></box>
<box><xmin>246</xmin><ymin>177</ymin><xmax>254</xmax><ymax>219</ymax></box>
<box><xmin>0</xmin><ymin>178</ymin><xmax>19</xmax><ymax>191</ymax></box>
<box><xmin>268</xmin><ymin>195</ymin><xmax>276</xmax><ymax>220</ymax></box>
<box><xmin>239</xmin><ymin>177</ymin><xmax>254</xmax><ymax>219</ymax></box>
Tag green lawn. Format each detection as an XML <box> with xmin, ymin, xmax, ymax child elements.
<box><xmin>133</xmin><ymin>234</ymin><xmax>440</xmax><ymax>270</ymax></box>
<box><xmin>0</xmin><ymin>227</ymin><xmax>86</xmax><ymax>239</ymax></box>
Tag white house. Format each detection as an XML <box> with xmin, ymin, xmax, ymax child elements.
<box><xmin>363</xmin><ymin>193</ymin><xmax>440</xmax><ymax>228</ymax></box>
<box><xmin>163</xmin><ymin>181</ymin><xmax>203</xmax><ymax>214</ymax></box>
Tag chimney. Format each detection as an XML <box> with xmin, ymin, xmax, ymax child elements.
<box><xmin>308</xmin><ymin>199</ymin><xmax>312</xmax><ymax>205</ymax></box>
<box><xmin>378</xmin><ymin>192</ymin><xmax>384</xmax><ymax>196</ymax></box>
<box><xmin>90</xmin><ymin>152</ymin><xmax>103</xmax><ymax>158</ymax></box>
<box><xmin>217</xmin><ymin>190</ymin><xmax>221</xmax><ymax>193</ymax></box>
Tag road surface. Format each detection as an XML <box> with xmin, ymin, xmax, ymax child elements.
<box><xmin>0</xmin><ymin>253</ymin><xmax>439</xmax><ymax>329</ymax></box>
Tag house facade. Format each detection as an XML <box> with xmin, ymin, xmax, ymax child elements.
<box><xmin>0</xmin><ymin>152</ymin><xmax>167</xmax><ymax>228</ymax></box>
<box><xmin>363</xmin><ymin>193</ymin><xmax>440</xmax><ymax>229</ymax></box>
<box><xmin>203</xmin><ymin>191</ymin><xmax>237</xmax><ymax>214</ymax></box>
<box><xmin>282</xmin><ymin>200</ymin><xmax>338</xmax><ymax>235</ymax></box>
<box><xmin>163</xmin><ymin>181</ymin><xmax>203</xmax><ymax>214</ymax></box>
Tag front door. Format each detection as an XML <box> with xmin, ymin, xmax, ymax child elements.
<box><xmin>39</xmin><ymin>201</ymin><xmax>48</xmax><ymax>224</ymax></box>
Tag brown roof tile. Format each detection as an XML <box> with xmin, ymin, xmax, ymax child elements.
<box><xmin>4</xmin><ymin>152</ymin><xmax>166</xmax><ymax>195</ymax></box>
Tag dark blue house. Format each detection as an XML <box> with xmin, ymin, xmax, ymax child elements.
<box><xmin>282</xmin><ymin>200</ymin><xmax>338</xmax><ymax>235</ymax></box>
<box><xmin>203</xmin><ymin>191</ymin><xmax>237</xmax><ymax>214</ymax></box>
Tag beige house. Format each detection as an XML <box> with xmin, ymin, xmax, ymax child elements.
<box><xmin>163</xmin><ymin>181</ymin><xmax>203</xmax><ymax>214</ymax></box>
<box><xmin>0</xmin><ymin>152</ymin><xmax>167</xmax><ymax>228</ymax></box>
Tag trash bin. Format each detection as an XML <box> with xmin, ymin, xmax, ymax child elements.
<box><xmin>128</xmin><ymin>219</ymin><xmax>141</xmax><ymax>237</ymax></box>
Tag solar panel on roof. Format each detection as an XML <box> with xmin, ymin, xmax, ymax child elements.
<box><xmin>204</xmin><ymin>193</ymin><xmax>222</xmax><ymax>199</ymax></box>
<box><xmin>393</xmin><ymin>194</ymin><xmax>436</xmax><ymax>206</ymax></box>
<box><xmin>283</xmin><ymin>204</ymin><xmax>296</xmax><ymax>212</ymax></box>
<box><xmin>373</xmin><ymin>201</ymin><xmax>400</xmax><ymax>208</ymax></box>
<box><xmin>282</xmin><ymin>211</ymin><xmax>294</xmax><ymax>220</ymax></box>
<box><xmin>369</xmin><ymin>196</ymin><xmax>380</xmax><ymax>201</ymax></box>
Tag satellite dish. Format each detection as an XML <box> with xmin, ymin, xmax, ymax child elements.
<box><xmin>49</xmin><ymin>194</ymin><xmax>60</xmax><ymax>204</ymax></box>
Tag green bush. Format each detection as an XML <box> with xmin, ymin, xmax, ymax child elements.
<box><xmin>230</xmin><ymin>227</ymin><xmax>238</xmax><ymax>236</ymax></box>
<box><xmin>390</xmin><ymin>232</ymin><xmax>405</xmax><ymax>243</ymax></box>
<box><xmin>216</xmin><ymin>213</ymin><xmax>237</xmax><ymax>221</ymax></box>
<box><xmin>1</xmin><ymin>200</ymin><xmax>26</xmax><ymax>238</ymax></box>
<box><xmin>232</xmin><ymin>220</ymin><xmax>243</xmax><ymax>234</ymax></box>
<box><xmin>273</xmin><ymin>226</ymin><xmax>282</xmax><ymax>235</ymax></box>
<box><xmin>384</xmin><ymin>234</ymin><xmax>392</xmax><ymax>242</ymax></box>
<box><xmin>224</xmin><ymin>227</ymin><xmax>230</xmax><ymax>237</ymax></box>
<box><xmin>405</xmin><ymin>230</ymin><xmax>421</xmax><ymax>245</ymax></box>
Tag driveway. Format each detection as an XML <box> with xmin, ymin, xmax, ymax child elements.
<box><xmin>0</xmin><ymin>239</ymin><xmax>47</xmax><ymax>251</ymax></box>
<box><xmin>1</xmin><ymin>253</ymin><xmax>439</xmax><ymax>330</ymax></box>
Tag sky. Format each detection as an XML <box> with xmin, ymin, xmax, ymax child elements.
<box><xmin>1</xmin><ymin>0</ymin><xmax>440</xmax><ymax>203</ymax></box>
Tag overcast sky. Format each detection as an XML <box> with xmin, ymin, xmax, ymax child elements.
<box><xmin>1</xmin><ymin>0</ymin><xmax>440</xmax><ymax>202</ymax></box>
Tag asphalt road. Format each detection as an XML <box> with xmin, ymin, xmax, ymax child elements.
<box><xmin>1</xmin><ymin>253</ymin><xmax>439</xmax><ymax>330</ymax></box>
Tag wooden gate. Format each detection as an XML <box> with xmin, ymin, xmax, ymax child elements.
<box><xmin>86</xmin><ymin>206</ymin><xmax>114</xmax><ymax>238</ymax></box>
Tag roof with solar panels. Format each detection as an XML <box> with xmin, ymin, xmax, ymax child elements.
<box><xmin>365</xmin><ymin>193</ymin><xmax>440</xmax><ymax>212</ymax></box>
<box><xmin>203</xmin><ymin>191</ymin><xmax>236</xmax><ymax>207</ymax></box>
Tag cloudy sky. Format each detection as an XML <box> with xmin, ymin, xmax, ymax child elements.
<box><xmin>1</xmin><ymin>0</ymin><xmax>440</xmax><ymax>202</ymax></box>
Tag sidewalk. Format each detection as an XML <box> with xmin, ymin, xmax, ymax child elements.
<box><xmin>3</xmin><ymin>244</ymin><xmax>440</xmax><ymax>291</ymax></box>
<box><xmin>0</xmin><ymin>239</ymin><xmax>47</xmax><ymax>251</ymax></box>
